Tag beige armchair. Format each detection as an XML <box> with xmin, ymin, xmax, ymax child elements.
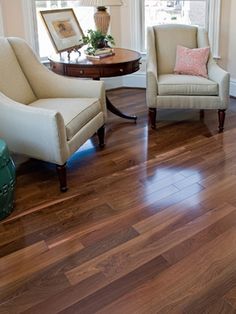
<box><xmin>146</xmin><ymin>24</ymin><xmax>230</xmax><ymax>132</ymax></box>
<box><xmin>0</xmin><ymin>37</ymin><xmax>106</xmax><ymax>192</ymax></box>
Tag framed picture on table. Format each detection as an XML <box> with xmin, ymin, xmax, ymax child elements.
<box><xmin>40</xmin><ymin>8</ymin><xmax>84</xmax><ymax>53</ymax></box>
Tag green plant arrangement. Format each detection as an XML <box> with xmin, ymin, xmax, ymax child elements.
<box><xmin>82</xmin><ymin>29</ymin><xmax>115</xmax><ymax>55</ymax></box>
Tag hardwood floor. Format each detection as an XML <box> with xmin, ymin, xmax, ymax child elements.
<box><xmin>1</xmin><ymin>88</ymin><xmax>236</xmax><ymax>313</ymax></box>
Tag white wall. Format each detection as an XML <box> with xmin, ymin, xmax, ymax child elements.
<box><xmin>227</xmin><ymin>0</ymin><xmax>236</xmax><ymax>96</ymax></box>
<box><xmin>0</xmin><ymin>2</ymin><xmax>4</xmax><ymax>36</ymax></box>
<box><xmin>0</xmin><ymin>0</ymin><xmax>236</xmax><ymax>94</ymax></box>
<box><xmin>0</xmin><ymin>0</ymin><xmax>25</xmax><ymax>38</ymax></box>
<box><xmin>219</xmin><ymin>0</ymin><xmax>236</xmax><ymax>96</ymax></box>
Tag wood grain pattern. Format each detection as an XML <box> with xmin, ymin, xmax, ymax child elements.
<box><xmin>1</xmin><ymin>89</ymin><xmax>236</xmax><ymax>313</ymax></box>
<box><xmin>0</xmin><ymin>237</ymin><xmax>83</xmax><ymax>300</ymax></box>
<box><xmin>224</xmin><ymin>287</ymin><xmax>236</xmax><ymax>309</ymax></box>
<box><xmin>97</xmin><ymin>227</ymin><xmax>236</xmax><ymax>314</ymax></box>
<box><xmin>65</xmin><ymin>203</ymin><xmax>236</xmax><ymax>286</ymax></box>
<box><xmin>49</xmin><ymin>48</ymin><xmax>141</xmax><ymax>79</ymax></box>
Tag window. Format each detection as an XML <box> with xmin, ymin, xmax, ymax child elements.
<box><xmin>24</xmin><ymin>0</ymin><xmax>221</xmax><ymax>60</ymax></box>
<box><xmin>145</xmin><ymin>1</ymin><xmax>207</xmax><ymax>28</ymax></box>
<box><xmin>132</xmin><ymin>0</ymin><xmax>221</xmax><ymax>58</ymax></box>
<box><xmin>143</xmin><ymin>0</ymin><xmax>208</xmax><ymax>50</ymax></box>
<box><xmin>34</xmin><ymin>1</ymin><xmax>95</xmax><ymax>60</ymax></box>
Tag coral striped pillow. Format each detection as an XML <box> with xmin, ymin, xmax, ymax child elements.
<box><xmin>174</xmin><ymin>45</ymin><xmax>210</xmax><ymax>78</ymax></box>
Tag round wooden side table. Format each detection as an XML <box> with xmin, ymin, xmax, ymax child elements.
<box><xmin>49</xmin><ymin>48</ymin><xmax>142</xmax><ymax>121</ymax></box>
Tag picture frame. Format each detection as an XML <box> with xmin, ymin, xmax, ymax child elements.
<box><xmin>40</xmin><ymin>8</ymin><xmax>84</xmax><ymax>53</ymax></box>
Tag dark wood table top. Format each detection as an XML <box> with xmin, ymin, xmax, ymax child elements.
<box><xmin>49</xmin><ymin>48</ymin><xmax>142</xmax><ymax>79</ymax></box>
<box><xmin>49</xmin><ymin>48</ymin><xmax>141</xmax><ymax>66</ymax></box>
<box><xmin>49</xmin><ymin>47</ymin><xmax>141</xmax><ymax>121</ymax></box>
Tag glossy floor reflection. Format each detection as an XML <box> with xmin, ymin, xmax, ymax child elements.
<box><xmin>1</xmin><ymin>89</ymin><xmax>236</xmax><ymax>313</ymax></box>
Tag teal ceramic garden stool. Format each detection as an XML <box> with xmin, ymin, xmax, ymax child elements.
<box><xmin>0</xmin><ymin>139</ymin><xmax>16</xmax><ymax>220</ymax></box>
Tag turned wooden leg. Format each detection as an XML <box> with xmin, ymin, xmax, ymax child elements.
<box><xmin>149</xmin><ymin>108</ymin><xmax>157</xmax><ymax>129</ymax></box>
<box><xmin>56</xmin><ymin>163</ymin><xmax>68</xmax><ymax>192</ymax></box>
<box><xmin>97</xmin><ymin>125</ymin><xmax>105</xmax><ymax>148</ymax></box>
<box><xmin>218</xmin><ymin>109</ymin><xmax>226</xmax><ymax>133</ymax></box>
<box><xmin>200</xmin><ymin>109</ymin><xmax>204</xmax><ymax>120</ymax></box>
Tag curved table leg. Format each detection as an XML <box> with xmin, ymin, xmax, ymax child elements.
<box><xmin>106</xmin><ymin>96</ymin><xmax>137</xmax><ymax>122</ymax></box>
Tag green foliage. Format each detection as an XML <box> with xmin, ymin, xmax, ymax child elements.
<box><xmin>82</xmin><ymin>29</ymin><xmax>115</xmax><ymax>54</ymax></box>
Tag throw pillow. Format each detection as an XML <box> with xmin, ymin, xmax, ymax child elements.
<box><xmin>174</xmin><ymin>45</ymin><xmax>210</xmax><ymax>78</ymax></box>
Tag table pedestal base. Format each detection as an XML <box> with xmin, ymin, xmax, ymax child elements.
<box><xmin>49</xmin><ymin>48</ymin><xmax>141</xmax><ymax>122</ymax></box>
<box><xmin>106</xmin><ymin>96</ymin><xmax>137</xmax><ymax>122</ymax></box>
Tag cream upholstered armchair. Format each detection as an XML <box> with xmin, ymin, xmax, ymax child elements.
<box><xmin>0</xmin><ymin>37</ymin><xmax>106</xmax><ymax>192</ymax></box>
<box><xmin>146</xmin><ymin>24</ymin><xmax>230</xmax><ymax>132</ymax></box>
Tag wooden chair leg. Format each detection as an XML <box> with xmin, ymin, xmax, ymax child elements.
<box><xmin>218</xmin><ymin>109</ymin><xmax>226</xmax><ymax>133</ymax></box>
<box><xmin>200</xmin><ymin>109</ymin><xmax>204</xmax><ymax>120</ymax></box>
<box><xmin>149</xmin><ymin>108</ymin><xmax>157</xmax><ymax>129</ymax></box>
<box><xmin>56</xmin><ymin>163</ymin><xmax>68</xmax><ymax>192</ymax></box>
<box><xmin>97</xmin><ymin>125</ymin><xmax>105</xmax><ymax>148</ymax></box>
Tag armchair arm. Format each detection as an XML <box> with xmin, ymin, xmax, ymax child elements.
<box><xmin>146</xmin><ymin>27</ymin><xmax>158</xmax><ymax>108</ymax></box>
<box><xmin>33</xmin><ymin>69</ymin><xmax>106</xmax><ymax>101</ymax></box>
<box><xmin>33</xmin><ymin>71</ymin><xmax>107</xmax><ymax>117</ymax></box>
<box><xmin>146</xmin><ymin>62</ymin><xmax>158</xmax><ymax>107</ymax></box>
<box><xmin>8</xmin><ymin>37</ymin><xmax>106</xmax><ymax>116</ymax></box>
<box><xmin>208</xmin><ymin>61</ymin><xmax>230</xmax><ymax>107</ymax></box>
<box><xmin>0</xmin><ymin>92</ymin><xmax>69</xmax><ymax>165</ymax></box>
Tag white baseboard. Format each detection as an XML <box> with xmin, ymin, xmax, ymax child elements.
<box><xmin>230</xmin><ymin>79</ymin><xmax>236</xmax><ymax>97</ymax></box>
<box><xmin>103</xmin><ymin>77</ymin><xmax>123</xmax><ymax>90</ymax></box>
<box><xmin>123</xmin><ymin>72</ymin><xmax>146</xmax><ymax>88</ymax></box>
<box><xmin>104</xmin><ymin>71</ymin><xmax>146</xmax><ymax>90</ymax></box>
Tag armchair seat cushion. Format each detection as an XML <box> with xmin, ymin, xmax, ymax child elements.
<box><xmin>30</xmin><ymin>98</ymin><xmax>102</xmax><ymax>140</ymax></box>
<box><xmin>158</xmin><ymin>74</ymin><xmax>218</xmax><ymax>96</ymax></box>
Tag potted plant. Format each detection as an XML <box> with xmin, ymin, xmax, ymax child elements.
<box><xmin>82</xmin><ymin>29</ymin><xmax>115</xmax><ymax>55</ymax></box>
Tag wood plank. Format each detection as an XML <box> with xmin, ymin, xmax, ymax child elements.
<box><xmin>200</xmin><ymin>299</ymin><xmax>236</xmax><ymax>314</ymax></box>
<box><xmin>0</xmin><ymin>274</ymin><xmax>70</xmax><ymax>314</ymax></box>
<box><xmin>1</xmin><ymin>91</ymin><xmax>236</xmax><ymax>313</ymax></box>
<box><xmin>183</xmin><ymin>272</ymin><xmax>236</xmax><ymax>313</ymax></box>
<box><xmin>224</xmin><ymin>287</ymin><xmax>236</xmax><ymax>309</ymax></box>
<box><xmin>0</xmin><ymin>227</ymin><xmax>138</xmax><ymax>311</ymax></box>
<box><xmin>134</xmin><ymin>176</ymin><xmax>236</xmax><ymax>234</ymax></box>
<box><xmin>65</xmin><ymin>203</ymin><xmax>236</xmax><ymax>286</ymax></box>
<box><xmin>96</xmin><ymin>226</ymin><xmax>236</xmax><ymax>314</ymax></box>
<box><xmin>80</xmin><ymin>188</ymin><xmax>205</xmax><ymax>248</ymax></box>
<box><xmin>0</xmin><ymin>237</ymin><xmax>84</xmax><ymax>298</ymax></box>
<box><xmin>163</xmin><ymin>209</ymin><xmax>236</xmax><ymax>265</ymax></box>
<box><xmin>56</xmin><ymin>256</ymin><xmax>169</xmax><ymax>314</ymax></box>
<box><xmin>0</xmin><ymin>241</ymin><xmax>48</xmax><ymax>271</ymax></box>
<box><xmin>0</xmin><ymin>202</ymin><xmax>114</xmax><ymax>257</ymax></box>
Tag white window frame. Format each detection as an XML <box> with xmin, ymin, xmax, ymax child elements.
<box><xmin>22</xmin><ymin>0</ymin><xmax>39</xmax><ymax>53</ymax></box>
<box><xmin>208</xmin><ymin>0</ymin><xmax>221</xmax><ymax>58</ymax></box>
<box><xmin>130</xmin><ymin>0</ymin><xmax>221</xmax><ymax>59</ymax></box>
<box><xmin>22</xmin><ymin>0</ymin><xmax>96</xmax><ymax>59</ymax></box>
<box><xmin>23</xmin><ymin>0</ymin><xmax>221</xmax><ymax>59</ymax></box>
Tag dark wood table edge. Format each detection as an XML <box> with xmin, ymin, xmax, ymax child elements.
<box><xmin>49</xmin><ymin>48</ymin><xmax>141</xmax><ymax>122</ymax></box>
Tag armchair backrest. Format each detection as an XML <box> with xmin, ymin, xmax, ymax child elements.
<box><xmin>0</xmin><ymin>37</ymin><xmax>36</xmax><ymax>104</ymax></box>
<box><xmin>148</xmin><ymin>24</ymin><xmax>210</xmax><ymax>75</ymax></box>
